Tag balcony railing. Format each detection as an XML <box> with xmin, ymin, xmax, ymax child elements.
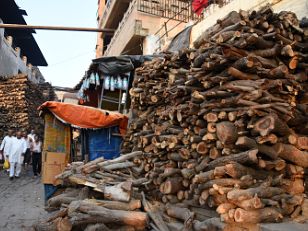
<box><xmin>137</xmin><ymin>0</ymin><xmax>196</xmax><ymax>23</ymax></box>
<box><xmin>104</xmin><ymin>0</ymin><xmax>138</xmax><ymax>56</ymax></box>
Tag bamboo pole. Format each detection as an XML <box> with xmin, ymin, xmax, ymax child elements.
<box><xmin>0</xmin><ymin>23</ymin><xmax>115</xmax><ymax>33</ymax></box>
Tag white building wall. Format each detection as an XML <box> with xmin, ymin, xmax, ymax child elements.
<box><xmin>0</xmin><ymin>19</ymin><xmax>45</xmax><ymax>84</ymax></box>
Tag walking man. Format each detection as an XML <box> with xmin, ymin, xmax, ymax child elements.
<box><xmin>6</xmin><ymin>131</ymin><xmax>27</xmax><ymax>180</ymax></box>
<box><xmin>31</xmin><ymin>135</ymin><xmax>42</xmax><ymax>177</ymax></box>
<box><xmin>22</xmin><ymin>131</ymin><xmax>32</xmax><ymax>167</ymax></box>
<box><xmin>0</xmin><ymin>130</ymin><xmax>14</xmax><ymax>173</ymax></box>
<box><xmin>27</xmin><ymin>130</ymin><xmax>35</xmax><ymax>164</ymax></box>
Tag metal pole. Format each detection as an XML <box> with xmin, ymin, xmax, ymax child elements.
<box><xmin>0</xmin><ymin>23</ymin><xmax>115</xmax><ymax>33</ymax></box>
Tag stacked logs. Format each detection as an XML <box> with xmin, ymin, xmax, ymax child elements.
<box><xmin>0</xmin><ymin>74</ymin><xmax>55</xmax><ymax>139</ymax></box>
<box><xmin>122</xmin><ymin>6</ymin><xmax>308</xmax><ymax>225</ymax></box>
<box><xmin>33</xmin><ymin>7</ymin><xmax>308</xmax><ymax>231</ymax></box>
<box><xmin>33</xmin><ymin>153</ymin><xmax>150</xmax><ymax>231</ymax></box>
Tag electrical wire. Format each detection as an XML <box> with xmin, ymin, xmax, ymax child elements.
<box><xmin>47</xmin><ymin>50</ymin><xmax>95</xmax><ymax>67</ymax></box>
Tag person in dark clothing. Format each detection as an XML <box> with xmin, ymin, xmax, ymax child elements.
<box><xmin>31</xmin><ymin>135</ymin><xmax>42</xmax><ymax>177</ymax></box>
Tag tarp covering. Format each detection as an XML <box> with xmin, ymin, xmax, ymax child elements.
<box><xmin>167</xmin><ymin>25</ymin><xmax>193</xmax><ymax>53</ymax></box>
<box><xmin>39</xmin><ymin>102</ymin><xmax>128</xmax><ymax>135</ymax></box>
<box><xmin>92</xmin><ymin>55</ymin><xmax>155</xmax><ymax>75</ymax></box>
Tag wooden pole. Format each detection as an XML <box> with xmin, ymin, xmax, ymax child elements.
<box><xmin>0</xmin><ymin>23</ymin><xmax>115</xmax><ymax>33</ymax></box>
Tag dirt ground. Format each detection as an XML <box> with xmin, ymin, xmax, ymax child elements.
<box><xmin>0</xmin><ymin>166</ymin><xmax>48</xmax><ymax>231</ymax></box>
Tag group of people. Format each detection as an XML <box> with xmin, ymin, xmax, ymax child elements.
<box><xmin>0</xmin><ymin>130</ymin><xmax>42</xmax><ymax>180</ymax></box>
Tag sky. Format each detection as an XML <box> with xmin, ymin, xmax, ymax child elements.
<box><xmin>15</xmin><ymin>0</ymin><xmax>98</xmax><ymax>87</ymax></box>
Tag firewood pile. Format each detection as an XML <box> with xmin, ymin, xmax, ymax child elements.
<box><xmin>0</xmin><ymin>74</ymin><xmax>55</xmax><ymax>139</ymax></box>
<box><xmin>33</xmin><ymin>152</ymin><xmax>152</xmax><ymax>231</ymax></box>
<box><xmin>33</xmin><ymin>6</ymin><xmax>308</xmax><ymax>231</ymax></box>
<box><xmin>123</xmin><ymin>6</ymin><xmax>308</xmax><ymax>225</ymax></box>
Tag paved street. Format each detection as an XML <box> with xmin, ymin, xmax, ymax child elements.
<box><xmin>0</xmin><ymin>167</ymin><xmax>47</xmax><ymax>231</ymax></box>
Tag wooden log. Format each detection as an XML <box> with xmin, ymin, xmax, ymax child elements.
<box><xmin>196</xmin><ymin>142</ymin><xmax>208</xmax><ymax>155</ymax></box>
<box><xmin>216</xmin><ymin>122</ymin><xmax>238</xmax><ymax>145</ymax></box>
<box><xmin>33</xmin><ymin>221</ymin><xmax>57</xmax><ymax>231</ymax></box>
<box><xmin>205</xmin><ymin>112</ymin><xmax>218</xmax><ymax>123</ymax></box>
<box><xmin>233</xmin><ymin>195</ymin><xmax>264</xmax><ymax>210</ymax></box>
<box><xmin>97</xmin><ymin>182</ymin><xmax>132</xmax><ymax>202</ymax></box>
<box><xmin>47</xmin><ymin>209</ymin><xmax>68</xmax><ymax>223</ymax></box>
<box><xmin>197</xmin><ymin>176</ymin><xmax>254</xmax><ymax>192</ymax></box>
<box><xmin>80</xmin><ymin>157</ymin><xmax>105</xmax><ymax>174</ymax></box>
<box><xmin>160</xmin><ymin>177</ymin><xmax>183</xmax><ymax>194</ymax></box>
<box><xmin>84</xmin><ymin>224</ymin><xmax>111</xmax><ymax>231</ymax></box>
<box><xmin>288</xmin><ymin>134</ymin><xmax>308</xmax><ymax>150</ymax></box>
<box><xmin>98</xmin><ymin>151</ymin><xmax>143</xmax><ymax>167</ymax></box>
<box><xmin>68</xmin><ymin>201</ymin><xmax>148</xmax><ymax>227</ymax></box>
<box><xmin>209</xmin><ymin>147</ymin><xmax>221</xmax><ymax>160</ymax></box>
<box><xmin>48</xmin><ymin>188</ymin><xmax>88</xmax><ymax>208</ymax></box>
<box><xmin>206</xmin><ymin>149</ymin><xmax>258</xmax><ymax>170</ymax></box>
<box><xmin>85</xmin><ymin>199</ymin><xmax>141</xmax><ymax>211</ymax></box>
<box><xmin>102</xmin><ymin>162</ymin><xmax>135</xmax><ymax>171</ymax></box>
<box><xmin>236</xmin><ymin>136</ymin><xmax>278</xmax><ymax>159</ymax></box>
<box><xmin>193</xmin><ymin>218</ymin><xmax>224</xmax><ymax>231</ymax></box>
<box><xmin>228</xmin><ymin>67</ymin><xmax>259</xmax><ymax>80</ymax></box>
<box><xmin>234</xmin><ymin>207</ymin><xmax>283</xmax><ymax>223</ymax></box>
<box><xmin>274</xmin><ymin>143</ymin><xmax>308</xmax><ymax>167</ymax></box>
<box><xmin>258</xmin><ymin>158</ymin><xmax>286</xmax><ymax>171</ymax></box>
<box><xmin>207</xmin><ymin>123</ymin><xmax>216</xmax><ymax>133</ymax></box>
<box><xmin>225</xmin><ymin>162</ymin><xmax>268</xmax><ymax>180</ymax></box>
<box><xmin>166</xmin><ymin>205</ymin><xmax>194</xmax><ymax>226</ymax></box>
<box><xmin>216</xmin><ymin>203</ymin><xmax>236</xmax><ymax>214</ymax></box>
<box><xmin>227</xmin><ymin>186</ymin><xmax>284</xmax><ymax>202</ymax></box>
<box><xmin>193</xmin><ymin>170</ymin><xmax>214</xmax><ymax>184</ymax></box>
<box><xmin>281</xmin><ymin>178</ymin><xmax>305</xmax><ymax>195</ymax></box>
<box><xmin>141</xmin><ymin>192</ymin><xmax>169</xmax><ymax>231</ymax></box>
<box><xmin>212</xmin><ymin>184</ymin><xmax>233</xmax><ymax>195</ymax></box>
<box><xmin>256</xmin><ymin>134</ymin><xmax>278</xmax><ymax>144</ymax></box>
<box><xmin>253</xmin><ymin>113</ymin><xmax>292</xmax><ymax>136</ymax></box>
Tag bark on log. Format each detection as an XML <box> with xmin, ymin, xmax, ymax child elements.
<box><xmin>98</xmin><ymin>151</ymin><xmax>143</xmax><ymax>167</ymax></box>
<box><xmin>236</xmin><ymin>136</ymin><xmax>278</xmax><ymax>159</ymax></box>
<box><xmin>84</xmin><ymin>224</ymin><xmax>111</xmax><ymax>231</ymax></box>
<box><xmin>216</xmin><ymin>122</ymin><xmax>238</xmax><ymax>145</ymax></box>
<box><xmin>234</xmin><ymin>207</ymin><xmax>283</xmax><ymax>223</ymax></box>
<box><xmin>85</xmin><ymin>199</ymin><xmax>141</xmax><ymax>211</ymax></box>
<box><xmin>68</xmin><ymin>200</ymin><xmax>148</xmax><ymax>228</ymax></box>
<box><xmin>253</xmin><ymin>113</ymin><xmax>292</xmax><ymax>136</ymax></box>
<box><xmin>274</xmin><ymin>143</ymin><xmax>308</xmax><ymax>167</ymax></box>
<box><xmin>206</xmin><ymin>149</ymin><xmax>258</xmax><ymax>170</ymax></box>
<box><xmin>227</xmin><ymin>186</ymin><xmax>284</xmax><ymax>202</ymax></box>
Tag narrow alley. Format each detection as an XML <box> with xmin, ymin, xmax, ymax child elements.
<box><xmin>0</xmin><ymin>169</ymin><xmax>47</xmax><ymax>231</ymax></box>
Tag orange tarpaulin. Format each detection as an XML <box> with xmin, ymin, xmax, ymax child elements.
<box><xmin>39</xmin><ymin>101</ymin><xmax>128</xmax><ymax>135</ymax></box>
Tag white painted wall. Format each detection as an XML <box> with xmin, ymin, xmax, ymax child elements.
<box><xmin>190</xmin><ymin>0</ymin><xmax>308</xmax><ymax>46</ymax></box>
<box><xmin>0</xmin><ymin>21</ymin><xmax>45</xmax><ymax>83</ymax></box>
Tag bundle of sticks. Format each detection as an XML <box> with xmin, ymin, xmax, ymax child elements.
<box><xmin>123</xmin><ymin>6</ymin><xmax>308</xmax><ymax>225</ymax></box>
<box><xmin>0</xmin><ymin>74</ymin><xmax>54</xmax><ymax>139</ymax></box>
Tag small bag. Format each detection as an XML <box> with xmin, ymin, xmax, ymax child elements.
<box><xmin>3</xmin><ymin>159</ymin><xmax>10</xmax><ymax>170</ymax></box>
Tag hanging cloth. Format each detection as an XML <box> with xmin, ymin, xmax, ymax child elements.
<box><xmin>192</xmin><ymin>0</ymin><xmax>209</xmax><ymax>15</ymax></box>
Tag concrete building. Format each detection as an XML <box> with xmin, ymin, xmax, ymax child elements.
<box><xmin>96</xmin><ymin>0</ymin><xmax>197</xmax><ymax>57</ymax></box>
<box><xmin>96</xmin><ymin>0</ymin><xmax>308</xmax><ymax>58</ymax></box>
<box><xmin>190</xmin><ymin>0</ymin><xmax>308</xmax><ymax>46</ymax></box>
<box><xmin>0</xmin><ymin>0</ymin><xmax>47</xmax><ymax>83</ymax></box>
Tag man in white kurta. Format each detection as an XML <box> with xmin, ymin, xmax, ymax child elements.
<box><xmin>6</xmin><ymin>131</ymin><xmax>27</xmax><ymax>180</ymax></box>
<box><xmin>0</xmin><ymin>130</ymin><xmax>15</xmax><ymax>173</ymax></box>
<box><xmin>0</xmin><ymin>130</ymin><xmax>14</xmax><ymax>161</ymax></box>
